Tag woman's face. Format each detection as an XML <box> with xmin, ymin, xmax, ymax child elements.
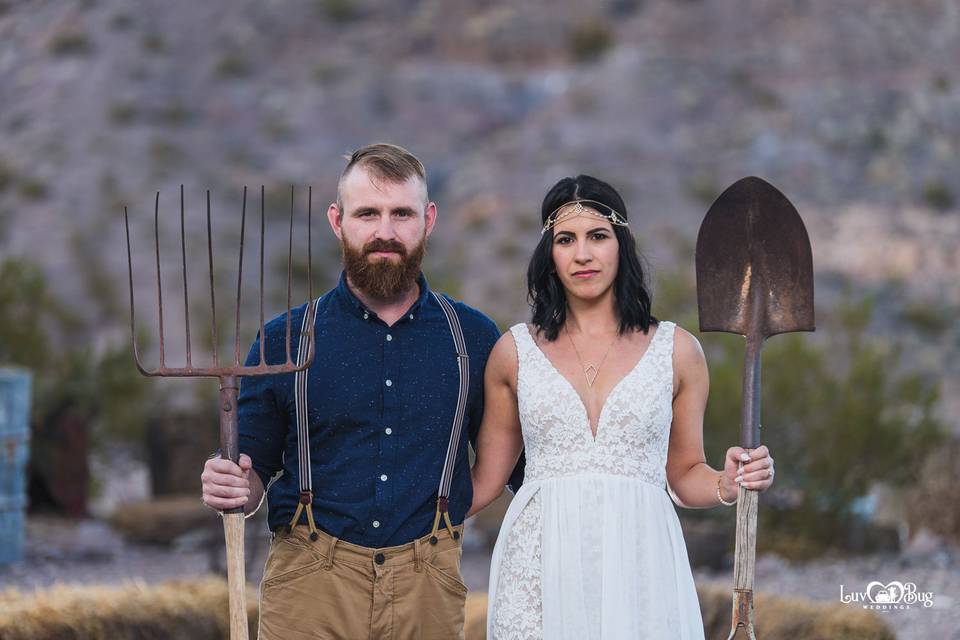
<box><xmin>550</xmin><ymin>205</ymin><xmax>620</xmax><ymax>302</ymax></box>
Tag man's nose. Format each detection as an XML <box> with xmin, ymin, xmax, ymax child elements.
<box><xmin>374</xmin><ymin>215</ymin><xmax>397</xmax><ymax>240</ymax></box>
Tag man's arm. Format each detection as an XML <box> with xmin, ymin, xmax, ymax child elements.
<box><xmin>468</xmin><ymin>332</ymin><xmax>523</xmax><ymax>517</ymax></box>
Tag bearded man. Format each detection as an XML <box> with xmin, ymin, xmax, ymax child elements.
<box><xmin>201</xmin><ymin>143</ymin><xmax>501</xmax><ymax>639</ymax></box>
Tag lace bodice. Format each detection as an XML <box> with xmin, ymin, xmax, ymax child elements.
<box><xmin>510</xmin><ymin>321</ymin><xmax>676</xmax><ymax>488</ymax></box>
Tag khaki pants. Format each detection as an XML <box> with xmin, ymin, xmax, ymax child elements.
<box><xmin>258</xmin><ymin>524</ymin><xmax>467</xmax><ymax>640</ymax></box>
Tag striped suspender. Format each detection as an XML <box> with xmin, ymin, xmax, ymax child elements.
<box><xmin>429</xmin><ymin>292</ymin><xmax>469</xmax><ymax>544</ymax></box>
<box><xmin>288</xmin><ymin>297</ymin><xmax>322</xmax><ymax>539</ymax></box>
<box><xmin>287</xmin><ymin>293</ymin><xmax>469</xmax><ymax>546</ymax></box>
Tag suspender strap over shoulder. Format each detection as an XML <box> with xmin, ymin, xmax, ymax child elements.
<box><xmin>429</xmin><ymin>292</ymin><xmax>469</xmax><ymax>545</ymax></box>
<box><xmin>289</xmin><ymin>297</ymin><xmax>322</xmax><ymax>540</ymax></box>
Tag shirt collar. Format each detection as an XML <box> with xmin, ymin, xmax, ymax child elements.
<box><xmin>335</xmin><ymin>270</ymin><xmax>432</xmax><ymax>321</ymax></box>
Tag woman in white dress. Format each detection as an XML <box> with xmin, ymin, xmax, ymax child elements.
<box><xmin>468</xmin><ymin>175</ymin><xmax>776</xmax><ymax>639</ymax></box>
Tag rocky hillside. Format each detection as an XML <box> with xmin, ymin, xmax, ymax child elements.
<box><xmin>1</xmin><ymin>0</ymin><xmax>958</xmax><ymax>423</ymax></box>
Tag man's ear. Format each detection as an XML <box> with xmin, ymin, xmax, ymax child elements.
<box><xmin>424</xmin><ymin>201</ymin><xmax>438</xmax><ymax>237</ymax></box>
<box><xmin>327</xmin><ymin>202</ymin><xmax>343</xmax><ymax>240</ymax></box>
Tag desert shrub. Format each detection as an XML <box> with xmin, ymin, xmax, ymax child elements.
<box><xmin>317</xmin><ymin>0</ymin><xmax>360</xmax><ymax>22</ymax></box>
<box><xmin>0</xmin><ymin>159</ymin><xmax>13</xmax><ymax>192</ymax></box>
<box><xmin>1</xmin><ymin>258</ymin><xmax>153</xmax><ymax>510</ymax></box>
<box><xmin>921</xmin><ymin>179</ymin><xmax>954</xmax><ymax>211</ymax></box>
<box><xmin>49</xmin><ymin>30</ymin><xmax>92</xmax><ymax>56</ymax></box>
<box><xmin>108</xmin><ymin>494</ymin><xmax>218</xmax><ymax>545</ymax></box>
<box><xmin>214</xmin><ymin>53</ymin><xmax>252</xmax><ymax>78</ymax></box>
<box><xmin>0</xmin><ymin>578</ymin><xmax>256</xmax><ymax>639</ymax></box>
<box><xmin>141</xmin><ymin>32</ymin><xmax>166</xmax><ymax>53</ymax></box>
<box><xmin>906</xmin><ymin>437</ymin><xmax>960</xmax><ymax>543</ymax></box>
<box><xmin>569</xmin><ymin>21</ymin><xmax>614</xmax><ymax>62</ymax></box>
<box><xmin>654</xmin><ymin>268</ymin><xmax>946</xmax><ymax>559</ymax></box>
<box><xmin>17</xmin><ymin>178</ymin><xmax>48</xmax><ymax>201</ymax></box>
<box><xmin>899</xmin><ymin>300</ymin><xmax>952</xmax><ymax>336</ymax></box>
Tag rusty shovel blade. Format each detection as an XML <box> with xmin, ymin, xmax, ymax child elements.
<box><xmin>696</xmin><ymin>176</ymin><xmax>815</xmax><ymax>339</ymax></box>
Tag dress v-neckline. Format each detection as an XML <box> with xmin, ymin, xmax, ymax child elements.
<box><xmin>524</xmin><ymin>324</ymin><xmax>661</xmax><ymax>443</ymax></box>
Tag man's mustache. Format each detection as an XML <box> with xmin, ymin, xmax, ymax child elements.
<box><xmin>363</xmin><ymin>239</ymin><xmax>407</xmax><ymax>256</ymax></box>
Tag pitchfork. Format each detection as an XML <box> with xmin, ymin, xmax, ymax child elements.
<box><xmin>124</xmin><ymin>185</ymin><xmax>316</xmax><ymax>640</ymax></box>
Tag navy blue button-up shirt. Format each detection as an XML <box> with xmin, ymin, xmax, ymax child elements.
<box><xmin>238</xmin><ymin>271</ymin><xmax>500</xmax><ymax>547</ymax></box>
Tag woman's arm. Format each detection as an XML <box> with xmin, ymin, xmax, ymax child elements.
<box><xmin>665</xmin><ymin>327</ymin><xmax>774</xmax><ymax>508</ymax></box>
<box><xmin>467</xmin><ymin>332</ymin><xmax>524</xmax><ymax>517</ymax></box>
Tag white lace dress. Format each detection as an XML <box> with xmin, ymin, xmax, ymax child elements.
<box><xmin>487</xmin><ymin>321</ymin><xmax>705</xmax><ymax>640</ymax></box>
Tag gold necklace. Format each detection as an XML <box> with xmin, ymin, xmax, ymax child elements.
<box><xmin>565</xmin><ymin>328</ymin><xmax>617</xmax><ymax>388</ymax></box>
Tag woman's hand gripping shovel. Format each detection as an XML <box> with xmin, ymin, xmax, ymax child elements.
<box><xmin>124</xmin><ymin>186</ymin><xmax>316</xmax><ymax>640</ymax></box>
<box><xmin>695</xmin><ymin>177</ymin><xmax>815</xmax><ymax>639</ymax></box>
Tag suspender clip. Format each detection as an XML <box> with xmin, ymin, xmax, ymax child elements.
<box><xmin>289</xmin><ymin>491</ymin><xmax>320</xmax><ymax>541</ymax></box>
<box><xmin>429</xmin><ymin>495</ymin><xmax>459</xmax><ymax>545</ymax></box>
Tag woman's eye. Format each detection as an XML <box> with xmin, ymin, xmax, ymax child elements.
<box><xmin>592</xmin><ymin>233</ymin><xmax>608</xmax><ymax>240</ymax></box>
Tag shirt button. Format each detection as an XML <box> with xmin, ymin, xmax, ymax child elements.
<box><xmin>363</xmin><ymin>312</ymin><xmax>369</xmax><ymax>320</ymax></box>
<box><xmin>386</xmin><ymin>334</ymin><xmax>393</xmax><ymax>341</ymax></box>
<box><xmin>385</xmin><ymin>428</ymin><xmax>392</xmax><ymax>435</ymax></box>
<box><xmin>408</xmin><ymin>314</ymin><xmax>414</xmax><ymax>320</ymax></box>
<box><xmin>385</xmin><ymin>379</ymin><xmax>392</xmax><ymax>387</ymax></box>
<box><xmin>380</xmin><ymin>474</ymin><xmax>388</xmax><ymax>482</ymax></box>
<box><xmin>372</xmin><ymin>520</ymin><xmax>380</xmax><ymax>528</ymax></box>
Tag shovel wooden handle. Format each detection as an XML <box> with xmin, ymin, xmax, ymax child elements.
<box><xmin>728</xmin><ymin>485</ymin><xmax>758</xmax><ymax>639</ymax></box>
<box><xmin>728</xmin><ymin>333</ymin><xmax>762</xmax><ymax>638</ymax></box>
<box><xmin>219</xmin><ymin>377</ymin><xmax>249</xmax><ymax>640</ymax></box>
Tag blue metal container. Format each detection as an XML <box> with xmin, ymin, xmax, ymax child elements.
<box><xmin>0</xmin><ymin>368</ymin><xmax>31</xmax><ymax>565</ymax></box>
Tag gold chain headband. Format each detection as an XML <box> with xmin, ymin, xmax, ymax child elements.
<box><xmin>541</xmin><ymin>199</ymin><xmax>629</xmax><ymax>234</ymax></box>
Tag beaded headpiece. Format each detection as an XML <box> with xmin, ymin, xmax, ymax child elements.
<box><xmin>541</xmin><ymin>199</ymin><xmax>629</xmax><ymax>235</ymax></box>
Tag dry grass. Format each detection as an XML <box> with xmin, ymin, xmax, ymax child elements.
<box><xmin>107</xmin><ymin>494</ymin><xmax>219</xmax><ymax>546</ymax></box>
<box><xmin>0</xmin><ymin>581</ymin><xmax>892</xmax><ymax>639</ymax></box>
<box><xmin>698</xmin><ymin>584</ymin><xmax>896</xmax><ymax>640</ymax></box>
<box><xmin>0</xmin><ymin>578</ymin><xmax>256</xmax><ymax>639</ymax></box>
<box><xmin>465</xmin><ymin>587</ymin><xmax>892</xmax><ymax>640</ymax></box>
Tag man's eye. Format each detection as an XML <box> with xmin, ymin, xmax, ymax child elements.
<box><xmin>395</xmin><ymin>211</ymin><xmax>411</xmax><ymax>217</ymax></box>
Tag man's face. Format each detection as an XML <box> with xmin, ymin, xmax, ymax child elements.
<box><xmin>328</xmin><ymin>165</ymin><xmax>436</xmax><ymax>299</ymax></box>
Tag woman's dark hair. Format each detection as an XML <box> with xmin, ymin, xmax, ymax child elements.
<box><xmin>527</xmin><ymin>174</ymin><xmax>657</xmax><ymax>341</ymax></box>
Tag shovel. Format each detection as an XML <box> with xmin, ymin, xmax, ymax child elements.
<box><xmin>694</xmin><ymin>176</ymin><xmax>815</xmax><ymax>639</ymax></box>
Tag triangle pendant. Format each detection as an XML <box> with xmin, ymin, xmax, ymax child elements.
<box><xmin>584</xmin><ymin>365</ymin><xmax>599</xmax><ymax>388</ymax></box>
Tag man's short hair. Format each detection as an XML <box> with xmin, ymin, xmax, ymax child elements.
<box><xmin>336</xmin><ymin>143</ymin><xmax>427</xmax><ymax>213</ymax></box>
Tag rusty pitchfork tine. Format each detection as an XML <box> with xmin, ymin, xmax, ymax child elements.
<box><xmin>123</xmin><ymin>185</ymin><xmax>316</xmax><ymax>640</ymax></box>
<box><xmin>124</xmin><ymin>187</ymin><xmax>316</xmax><ymax>377</ymax></box>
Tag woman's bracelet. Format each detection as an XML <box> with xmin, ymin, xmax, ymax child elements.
<box><xmin>717</xmin><ymin>472</ymin><xmax>737</xmax><ymax>506</ymax></box>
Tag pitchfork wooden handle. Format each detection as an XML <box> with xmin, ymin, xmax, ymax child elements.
<box><xmin>219</xmin><ymin>376</ymin><xmax>248</xmax><ymax>640</ymax></box>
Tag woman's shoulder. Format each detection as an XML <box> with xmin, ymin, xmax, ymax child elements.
<box><xmin>663</xmin><ymin>321</ymin><xmax>707</xmax><ymax>371</ymax></box>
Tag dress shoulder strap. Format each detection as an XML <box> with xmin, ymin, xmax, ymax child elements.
<box><xmin>653</xmin><ymin>320</ymin><xmax>677</xmax><ymax>364</ymax></box>
<box><xmin>508</xmin><ymin>323</ymin><xmax>535</xmax><ymax>355</ymax></box>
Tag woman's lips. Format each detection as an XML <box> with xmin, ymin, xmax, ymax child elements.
<box><xmin>572</xmin><ymin>270</ymin><xmax>599</xmax><ymax>279</ymax></box>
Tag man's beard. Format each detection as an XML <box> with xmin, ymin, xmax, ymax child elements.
<box><xmin>341</xmin><ymin>234</ymin><xmax>426</xmax><ymax>299</ymax></box>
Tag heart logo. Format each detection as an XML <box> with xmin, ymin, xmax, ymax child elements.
<box><xmin>866</xmin><ymin>581</ymin><xmax>905</xmax><ymax>604</ymax></box>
